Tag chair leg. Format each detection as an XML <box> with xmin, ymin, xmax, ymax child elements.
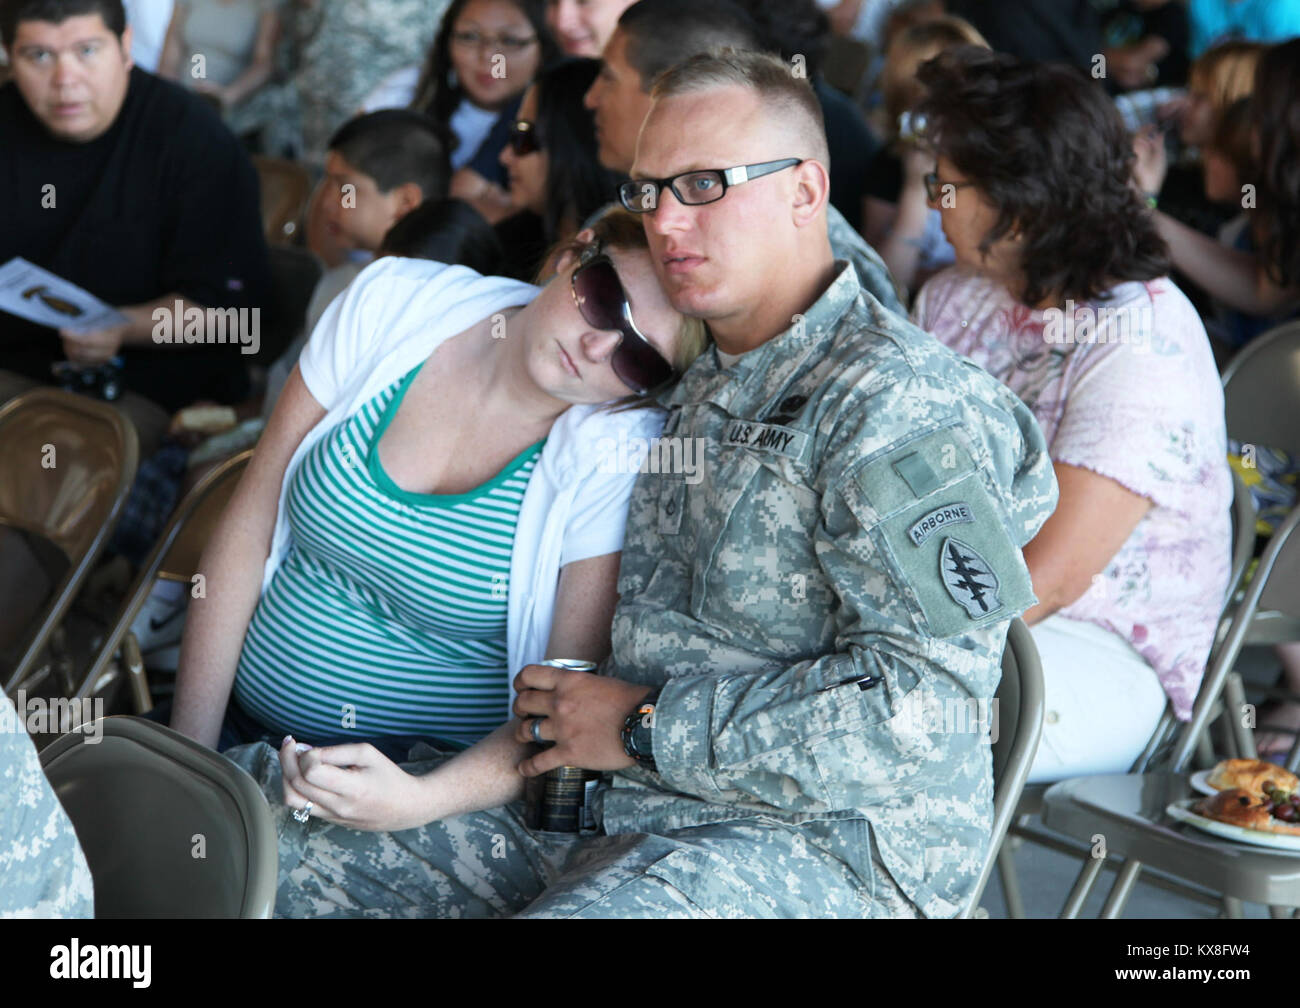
<box><xmin>1195</xmin><ymin>728</ymin><xmax>1216</xmax><ymax>769</ymax></box>
<box><xmin>1223</xmin><ymin>896</ymin><xmax>1245</xmax><ymax>918</ymax></box>
<box><xmin>997</xmin><ymin>842</ymin><xmax>1025</xmax><ymax>919</ymax></box>
<box><xmin>1059</xmin><ymin>855</ymin><xmax>1105</xmax><ymax>919</ymax></box>
<box><xmin>1099</xmin><ymin>860</ymin><xmax>1143</xmax><ymax>919</ymax></box>
<box><xmin>123</xmin><ymin>633</ymin><xmax>152</xmax><ymax>715</ymax></box>
<box><xmin>1224</xmin><ymin>672</ymin><xmax>1256</xmax><ymax>759</ymax></box>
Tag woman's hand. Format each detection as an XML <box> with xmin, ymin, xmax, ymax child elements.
<box><xmin>1131</xmin><ymin>125</ymin><xmax>1168</xmax><ymax>198</ymax></box>
<box><xmin>279</xmin><ymin>737</ymin><xmax>433</xmax><ymax>832</ymax></box>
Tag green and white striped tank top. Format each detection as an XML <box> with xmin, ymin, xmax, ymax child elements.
<box><xmin>234</xmin><ymin>362</ymin><xmax>544</xmax><ymax>749</ymax></box>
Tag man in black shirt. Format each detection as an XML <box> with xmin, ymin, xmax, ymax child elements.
<box><xmin>0</xmin><ymin>0</ymin><xmax>270</xmax><ymax>452</ymax></box>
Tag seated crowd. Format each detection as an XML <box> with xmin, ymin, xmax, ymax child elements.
<box><xmin>2</xmin><ymin>0</ymin><xmax>1299</xmax><ymax>919</ymax></box>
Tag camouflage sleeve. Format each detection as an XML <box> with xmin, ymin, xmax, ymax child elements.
<box><xmin>648</xmin><ymin>404</ymin><xmax>1049</xmax><ymax>814</ymax></box>
<box><xmin>0</xmin><ymin>697</ymin><xmax>94</xmax><ymax>918</ymax></box>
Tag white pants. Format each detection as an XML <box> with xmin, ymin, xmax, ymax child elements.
<box><xmin>1026</xmin><ymin>615</ymin><xmax>1168</xmax><ymax>784</ymax></box>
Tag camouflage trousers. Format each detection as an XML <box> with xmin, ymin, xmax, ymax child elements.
<box><xmin>224</xmin><ymin>742</ymin><xmax>916</xmax><ymax>919</ymax></box>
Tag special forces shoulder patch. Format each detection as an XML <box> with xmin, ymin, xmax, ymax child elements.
<box><xmin>850</xmin><ymin>424</ymin><xmax>1036</xmax><ymax>639</ymax></box>
<box><xmin>938</xmin><ymin>537</ymin><xmax>1002</xmax><ymax>619</ymax></box>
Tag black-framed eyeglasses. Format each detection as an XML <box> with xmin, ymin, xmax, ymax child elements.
<box><xmin>508</xmin><ymin>119</ymin><xmax>540</xmax><ymax>156</ymax></box>
<box><xmin>618</xmin><ymin>158</ymin><xmax>803</xmax><ymax>213</ymax></box>
<box><xmin>923</xmin><ymin>171</ymin><xmax>975</xmax><ymax>203</ymax></box>
<box><xmin>570</xmin><ymin>246</ymin><xmax>678</xmax><ymax>395</ymax></box>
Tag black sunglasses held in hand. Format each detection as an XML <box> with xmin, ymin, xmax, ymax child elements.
<box><xmin>570</xmin><ymin>249</ymin><xmax>677</xmax><ymax>395</ymax></box>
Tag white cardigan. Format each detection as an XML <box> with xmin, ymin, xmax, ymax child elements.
<box><xmin>261</xmin><ymin>257</ymin><xmax>665</xmax><ymax>720</ymax></box>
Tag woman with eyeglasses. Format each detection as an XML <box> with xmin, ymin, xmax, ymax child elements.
<box><xmin>171</xmin><ymin>209</ymin><xmax>707</xmax><ymax>830</ymax></box>
<box><xmin>909</xmin><ymin>48</ymin><xmax>1231</xmax><ymax>783</ymax></box>
<box><xmin>393</xmin><ymin>0</ymin><xmax>557</xmax><ymax>219</ymax></box>
<box><xmin>496</xmin><ymin>58</ymin><xmax>622</xmax><ymax>281</ymax></box>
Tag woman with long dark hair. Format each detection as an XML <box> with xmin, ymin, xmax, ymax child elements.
<box><xmin>496</xmin><ymin>58</ymin><xmax>620</xmax><ymax>279</ymax></box>
<box><xmin>910</xmin><ymin>47</ymin><xmax>1232</xmax><ymax>782</ymax></box>
<box><xmin>408</xmin><ymin>0</ymin><xmax>557</xmax><ymax>211</ymax></box>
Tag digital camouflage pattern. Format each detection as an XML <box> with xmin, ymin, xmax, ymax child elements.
<box><xmin>226</xmin><ymin>261</ymin><xmax>1056</xmax><ymax>918</ymax></box>
<box><xmin>826</xmin><ymin>203</ymin><xmax>904</xmax><ymax>316</ymax></box>
<box><xmin>233</xmin><ymin>0</ymin><xmax>447</xmax><ymax>165</ymax></box>
<box><xmin>603</xmin><ymin>260</ymin><xmax>1057</xmax><ymax>917</ymax></box>
<box><xmin>0</xmin><ymin>696</ymin><xmax>93</xmax><ymax>918</ymax></box>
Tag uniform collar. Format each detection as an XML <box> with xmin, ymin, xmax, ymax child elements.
<box><xmin>666</xmin><ymin>260</ymin><xmax>861</xmax><ymax>412</ymax></box>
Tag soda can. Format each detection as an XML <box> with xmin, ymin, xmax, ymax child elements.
<box><xmin>524</xmin><ymin>659</ymin><xmax>601</xmax><ymax>833</ymax></box>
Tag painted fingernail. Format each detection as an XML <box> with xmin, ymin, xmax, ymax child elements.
<box><xmin>282</xmin><ymin>735</ymin><xmax>294</xmax><ymax>747</ymax></box>
<box><xmin>295</xmin><ymin>742</ymin><xmax>312</xmax><ymax>754</ymax></box>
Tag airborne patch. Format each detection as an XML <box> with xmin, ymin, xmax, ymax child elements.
<box><xmin>907</xmin><ymin>502</ymin><xmax>973</xmax><ymax>546</ymax></box>
<box><xmin>939</xmin><ymin>537</ymin><xmax>1004</xmax><ymax>619</ymax></box>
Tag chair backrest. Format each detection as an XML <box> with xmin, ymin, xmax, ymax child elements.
<box><xmin>73</xmin><ymin>450</ymin><xmax>253</xmax><ymax>703</ymax></box>
<box><xmin>1221</xmin><ymin>319</ymin><xmax>1300</xmax><ymax>460</ymax></box>
<box><xmin>39</xmin><ymin>716</ymin><xmax>277</xmax><ymax>918</ymax></box>
<box><xmin>965</xmin><ymin>617</ymin><xmax>1043</xmax><ymax>917</ymax></box>
<box><xmin>1169</xmin><ymin>502</ymin><xmax>1300</xmax><ymax>772</ymax></box>
<box><xmin>252</xmin><ymin>155</ymin><xmax>311</xmax><ymax>246</ymax></box>
<box><xmin>0</xmin><ymin>389</ymin><xmax>138</xmax><ymax>695</ymax></box>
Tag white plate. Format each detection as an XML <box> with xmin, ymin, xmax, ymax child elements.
<box><xmin>1166</xmin><ymin>799</ymin><xmax>1300</xmax><ymax>853</ymax></box>
<box><xmin>1189</xmin><ymin>769</ymin><xmax>1217</xmax><ymax>797</ymax></box>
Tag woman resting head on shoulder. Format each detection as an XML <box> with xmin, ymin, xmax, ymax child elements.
<box><xmin>908</xmin><ymin>46</ymin><xmax>1232</xmax><ymax>783</ymax></box>
<box><xmin>173</xmin><ymin>209</ymin><xmax>708</xmax><ymax>832</ymax></box>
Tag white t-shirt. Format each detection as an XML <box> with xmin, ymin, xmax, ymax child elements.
<box><xmin>125</xmin><ymin>0</ymin><xmax>176</xmax><ymax>72</ymax></box>
<box><xmin>267</xmin><ymin>256</ymin><xmax>666</xmax><ymax>718</ymax></box>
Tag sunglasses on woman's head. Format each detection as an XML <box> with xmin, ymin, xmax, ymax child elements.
<box><xmin>508</xmin><ymin>119</ymin><xmax>541</xmax><ymax>156</ymax></box>
<box><xmin>570</xmin><ymin>249</ymin><xmax>677</xmax><ymax>395</ymax></box>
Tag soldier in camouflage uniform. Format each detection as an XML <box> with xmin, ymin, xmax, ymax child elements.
<box><xmin>234</xmin><ymin>0</ymin><xmax>447</xmax><ymax>165</ymax></box>
<box><xmin>226</xmin><ymin>48</ymin><xmax>1057</xmax><ymax>918</ymax></box>
<box><xmin>0</xmin><ymin>695</ymin><xmax>93</xmax><ymax>918</ymax></box>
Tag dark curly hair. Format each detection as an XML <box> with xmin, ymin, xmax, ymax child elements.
<box><xmin>1251</xmin><ymin>38</ymin><xmax>1300</xmax><ymax>291</ymax></box>
<box><xmin>915</xmin><ymin>46</ymin><xmax>1169</xmax><ymax>306</ymax></box>
<box><xmin>410</xmin><ymin>0</ymin><xmax>558</xmax><ymax>157</ymax></box>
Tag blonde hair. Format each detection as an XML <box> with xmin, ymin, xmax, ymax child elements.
<box><xmin>650</xmin><ymin>48</ymin><xmax>830</xmax><ymax>166</ymax></box>
<box><xmin>1189</xmin><ymin>40</ymin><xmax>1266</xmax><ymax>116</ymax></box>
<box><xmin>881</xmin><ymin>16</ymin><xmax>989</xmax><ymax>130</ymax></box>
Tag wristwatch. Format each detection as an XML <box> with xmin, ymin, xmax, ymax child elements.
<box><xmin>621</xmin><ymin>690</ymin><xmax>660</xmax><ymax>771</ymax></box>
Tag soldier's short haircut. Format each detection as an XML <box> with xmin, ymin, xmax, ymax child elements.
<box><xmin>327</xmin><ymin>110</ymin><xmax>452</xmax><ymax>201</ymax></box>
<box><xmin>1</xmin><ymin>0</ymin><xmax>124</xmax><ymax>46</ymax></box>
<box><xmin>651</xmin><ymin>48</ymin><xmax>830</xmax><ymax>166</ymax></box>
<box><xmin>617</xmin><ymin>0</ymin><xmax>761</xmax><ymax>94</ymax></box>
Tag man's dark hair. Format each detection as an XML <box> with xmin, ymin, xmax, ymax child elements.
<box><xmin>915</xmin><ymin>46</ymin><xmax>1168</xmax><ymax>306</ymax></box>
<box><xmin>728</xmin><ymin>0</ymin><xmax>829</xmax><ymax>80</ymax></box>
<box><xmin>327</xmin><ymin>110</ymin><xmax>452</xmax><ymax>201</ymax></box>
<box><xmin>1</xmin><ymin>0</ymin><xmax>124</xmax><ymax>47</ymax></box>
<box><xmin>379</xmin><ymin>197</ymin><xmax>504</xmax><ymax>276</ymax></box>
<box><xmin>618</xmin><ymin>0</ymin><xmax>761</xmax><ymax>92</ymax></box>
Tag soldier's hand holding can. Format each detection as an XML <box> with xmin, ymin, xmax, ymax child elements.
<box><xmin>511</xmin><ymin>659</ymin><xmax>653</xmax><ymax>779</ymax></box>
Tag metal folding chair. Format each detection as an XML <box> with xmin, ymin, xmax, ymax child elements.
<box><xmin>40</xmin><ymin>715</ymin><xmax>277</xmax><ymax>918</ymax></box>
<box><xmin>70</xmin><ymin>450</ymin><xmax>253</xmax><ymax>712</ymax></box>
<box><xmin>963</xmin><ymin>618</ymin><xmax>1043</xmax><ymax>918</ymax></box>
<box><xmin>1</xmin><ymin>389</ymin><xmax>138</xmax><ymax>698</ymax></box>
<box><xmin>1043</xmin><ymin>502</ymin><xmax>1300</xmax><ymax>918</ymax></box>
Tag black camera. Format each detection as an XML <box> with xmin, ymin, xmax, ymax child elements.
<box><xmin>51</xmin><ymin>356</ymin><xmax>125</xmax><ymax>402</ymax></box>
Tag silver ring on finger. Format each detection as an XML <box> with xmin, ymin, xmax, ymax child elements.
<box><xmin>529</xmin><ymin>717</ymin><xmax>546</xmax><ymax>745</ymax></box>
<box><xmin>292</xmin><ymin>801</ymin><xmax>313</xmax><ymax>824</ymax></box>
